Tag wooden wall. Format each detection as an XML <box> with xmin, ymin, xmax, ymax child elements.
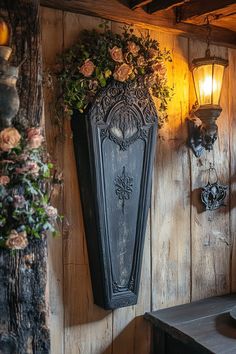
<box><xmin>41</xmin><ymin>7</ymin><xmax>236</xmax><ymax>354</ymax></box>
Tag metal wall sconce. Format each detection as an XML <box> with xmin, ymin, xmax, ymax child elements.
<box><xmin>188</xmin><ymin>48</ymin><xmax>228</xmax><ymax>157</ymax></box>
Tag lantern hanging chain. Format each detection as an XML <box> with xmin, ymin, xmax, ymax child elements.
<box><xmin>205</xmin><ymin>15</ymin><xmax>211</xmax><ymax>57</ymax></box>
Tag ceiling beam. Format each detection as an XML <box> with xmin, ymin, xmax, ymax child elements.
<box><xmin>147</xmin><ymin>0</ymin><xmax>187</xmax><ymax>14</ymax></box>
<box><xmin>179</xmin><ymin>0</ymin><xmax>236</xmax><ymax>21</ymax></box>
<box><xmin>40</xmin><ymin>0</ymin><xmax>236</xmax><ymax>48</ymax></box>
<box><xmin>129</xmin><ymin>0</ymin><xmax>152</xmax><ymax>10</ymax></box>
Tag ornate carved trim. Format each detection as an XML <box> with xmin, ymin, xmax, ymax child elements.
<box><xmin>72</xmin><ymin>79</ymin><xmax>158</xmax><ymax>309</ymax></box>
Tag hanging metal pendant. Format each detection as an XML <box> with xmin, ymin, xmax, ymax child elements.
<box><xmin>201</xmin><ymin>164</ymin><xmax>227</xmax><ymax>210</ymax></box>
<box><xmin>201</xmin><ymin>182</ymin><xmax>227</xmax><ymax>210</ymax></box>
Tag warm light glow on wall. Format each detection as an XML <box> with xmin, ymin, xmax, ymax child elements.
<box><xmin>188</xmin><ymin>52</ymin><xmax>228</xmax><ymax>157</ymax></box>
<box><xmin>0</xmin><ymin>18</ymin><xmax>10</xmax><ymax>46</ymax></box>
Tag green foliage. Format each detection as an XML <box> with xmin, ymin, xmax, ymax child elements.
<box><xmin>58</xmin><ymin>26</ymin><xmax>173</xmax><ymax>124</ymax></box>
<box><xmin>0</xmin><ymin>128</ymin><xmax>61</xmax><ymax>250</ymax></box>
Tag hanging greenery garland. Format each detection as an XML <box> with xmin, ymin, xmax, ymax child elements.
<box><xmin>0</xmin><ymin>126</ymin><xmax>61</xmax><ymax>250</ymax></box>
<box><xmin>58</xmin><ymin>25</ymin><xmax>173</xmax><ymax>127</ymax></box>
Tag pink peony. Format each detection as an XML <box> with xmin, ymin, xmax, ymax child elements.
<box><xmin>27</xmin><ymin>128</ymin><xmax>44</xmax><ymax>149</ymax></box>
<box><xmin>0</xmin><ymin>128</ymin><xmax>21</xmax><ymax>151</ymax></box>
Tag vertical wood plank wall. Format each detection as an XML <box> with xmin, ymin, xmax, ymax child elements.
<box><xmin>41</xmin><ymin>7</ymin><xmax>236</xmax><ymax>354</ymax></box>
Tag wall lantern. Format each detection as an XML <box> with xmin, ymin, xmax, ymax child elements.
<box><xmin>188</xmin><ymin>48</ymin><xmax>228</xmax><ymax>157</ymax></box>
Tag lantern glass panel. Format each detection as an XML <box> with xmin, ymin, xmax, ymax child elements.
<box><xmin>212</xmin><ymin>64</ymin><xmax>224</xmax><ymax>105</ymax></box>
<box><xmin>193</xmin><ymin>63</ymin><xmax>225</xmax><ymax>106</ymax></box>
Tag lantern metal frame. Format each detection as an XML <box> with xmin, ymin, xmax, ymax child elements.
<box><xmin>188</xmin><ymin>50</ymin><xmax>228</xmax><ymax>157</ymax></box>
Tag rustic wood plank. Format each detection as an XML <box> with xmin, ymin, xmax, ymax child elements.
<box><xmin>40</xmin><ymin>0</ymin><xmax>236</xmax><ymax>48</ymax></box>
<box><xmin>129</xmin><ymin>0</ymin><xmax>152</xmax><ymax>9</ymax></box>
<box><xmin>189</xmin><ymin>40</ymin><xmax>231</xmax><ymax>301</ymax></box>
<box><xmin>146</xmin><ymin>294</ymin><xmax>236</xmax><ymax>354</ymax></box>
<box><xmin>110</xmin><ymin>22</ymin><xmax>152</xmax><ymax>354</ymax></box>
<box><xmin>0</xmin><ymin>1</ymin><xmax>49</xmax><ymax>353</ymax></box>
<box><xmin>151</xmin><ymin>32</ymin><xmax>191</xmax><ymax>310</ymax></box>
<box><xmin>229</xmin><ymin>48</ymin><xmax>236</xmax><ymax>293</ymax></box>
<box><xmin>61</xmin><ymin>12</ymin><xmax>113</xmax><ymax>354</ymax></box>
<box><xmin>179</xmin><ymin>0</ymin><xmax>236</xmax><ymax>22</ymax></box>
<box><xmin>41</xmin><ymin>7</ymin><xmax>64</xmax><ymax>354</ymax></box>
<box><xmin>147</xmin><ymin>0</ymin><xmax>187</xmax><ymax>14</ymax></box>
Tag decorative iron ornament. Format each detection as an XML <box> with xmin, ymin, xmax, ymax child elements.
<box><xmin>115</xmin><ymin>166</ymin><xmax>133</xmax><ymax>214</ymax></box>
<box><xmin>201</xmin><ymin>165</ymin><xmax>227</xmax><ymax>210</ymax></box>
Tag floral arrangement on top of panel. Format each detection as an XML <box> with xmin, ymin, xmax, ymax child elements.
<box><xmin>58</xmin><ymin>24</ymin><xmax>173</xmax><ymax>127</ymax></box>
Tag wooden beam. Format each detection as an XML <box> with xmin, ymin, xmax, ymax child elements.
<box><xmin>180</xmin><ymin>0</ymin><xmax>236</xmax><ymax>21</ymax></box>
<box><xmin>130</xmin><ymin>0</ymin><xmax>152</xmax><ymax>10</ymax></box>
<box><xmin>147</xmin><ymin>0</ymin><xmax>187</xmax><ymax>14</ymax></box>
<box><xmin>0</xmin><ymin>1</ymin><xmax>49</xmax><ymax>353</ymax></box>
<box><xmin>39</xmin><ymin>0</ymin><xmax>236</xmax><ymax>48</ymax></box>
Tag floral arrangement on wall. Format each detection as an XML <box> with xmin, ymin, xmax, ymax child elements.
<box><xmin>0</xmin><ymin>126</ymin><xmax>61</xmax><ymax>250</ymax></box>
<box><xmin>59</xmin><ymin>25</ymin><xmax>173</xmax><ymax>126</ymax></box>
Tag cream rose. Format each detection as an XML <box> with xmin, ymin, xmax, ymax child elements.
<box><xmin>45</xmin><ymin>205</ymin><xmax>58</xmax><ymax>219</ymax></box>
<box><xmin>127</xmin><ymin>41</ymin><xmax>140</xmax><ymax>56</ymax></box>
<box><xmin>0</xmin><ymin>128</ymin><xmax>21</xmax><ymax>151</ymax></box>
<box><xmin>113</xmin><ymin>64</ymin><xmax>132</xmax><ymax>82</ymax></box>
<box><xmin>0</xmin><ymin>175</ymin><xmax>10</xmax><ymax>185</ymax></box>
<box><xmin>5</xmin><ymin>230</ymin><xmax>28</xmax><ymax>250</ymax></box>
<box><xmin>79</xmin><ymin>59</ymin><xmax>95</xmax><ymax>77</ymax></box>
<box><xmin>109</xmin><ymin>46</ymin><xmax>123</xmax><ymax>63</ymax></box>
<box><xmin>27</xmin><ymin>128</ymin><xmax>44</xmax><ymax>149</ymax></box>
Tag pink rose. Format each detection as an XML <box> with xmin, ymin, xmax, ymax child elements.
<box><xmin>137</xmin><ymin>55</ymin><xmax>145</xmax><ymax>67</ymax></box>
<box><xmin>113</xmin><ymin>63</ymin><xmax>132</xmax><ymax>82</ymax></box>
<box><xmin>27</xmin><ymin>128</ymin><xmax>44</xmax><ymax>149</ymax></box>
<box><xmin>127</xmin><ymin>41</ymin><xmax>140</xmax><ymax>56</ymax></box>
<box><xmin>109</xmin><ymin>46</ymin><xmax>123</xmax><ymax>63</ymax></box>
<box><xmin>0</xmin><ymin>128</ymin><xmax>21</xmax><ymax>151</ymax></box>
<box><xmin>0</xmin><ymin>175</ymin><xmax>10</xmax><ymax>185</ymax></box>
<box><xmin>79</xmin><ymin>59</ymin><xmax>95</xmax><ymax>77</ymax></box>
<box><xmin>5</xmin><ymin>230</ymin><xmax>28</xmax><ymax>250</ymax></box>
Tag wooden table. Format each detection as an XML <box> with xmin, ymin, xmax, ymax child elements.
<box><xmin>145</xmin><ymin>294</ymin><xmax>236</xmax><ymax>354</ymax></box>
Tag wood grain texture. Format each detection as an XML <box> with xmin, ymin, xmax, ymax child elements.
<box><xmin>229</xmin><ymin>48</ymin><xmax>236</xmax><ymax>293</ymax></box>
<box><xmin>189</xmin><ymin>40</ymin><xmax>231</xmax><ymax>301</ymax></box>
<box><xmin>151</xmin><ymin>31</ymin><xmax>191</xmax><ymax>309</ymax></box>
<box><xmin>41</xmin><ymin>7</ymin><xmax>65</xmax><ymax>354</ymax></box>
<box><xmin>40</xmin><ymin>7</ymin><xmax>236</xmax><ymax>354</ymax></box>
<box><xmin>0</xmin><ymin>1</ymin><xmax>49</xmax><ymax>353</ymax></box>
<box><xmin>40</xmin><ymin>0</ymin><xmax>236</xmax><ymax>48</ymax></box>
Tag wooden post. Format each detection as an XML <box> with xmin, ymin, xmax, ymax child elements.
<box><xmin>0</xmin><ymin>1</ymin><xmax>49</xmax><ymax>353</ymax></box>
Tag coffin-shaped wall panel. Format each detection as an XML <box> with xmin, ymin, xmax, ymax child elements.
<box><xmin>72</xmin><ymin>80</ymin><xmax>157</xmax><ymax>309</ymax></box>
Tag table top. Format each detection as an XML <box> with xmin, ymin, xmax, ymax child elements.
<box><xmin>145</xmin><ymin>294</ymin><xmax>236</xmax><ymax>354</ymax></box>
